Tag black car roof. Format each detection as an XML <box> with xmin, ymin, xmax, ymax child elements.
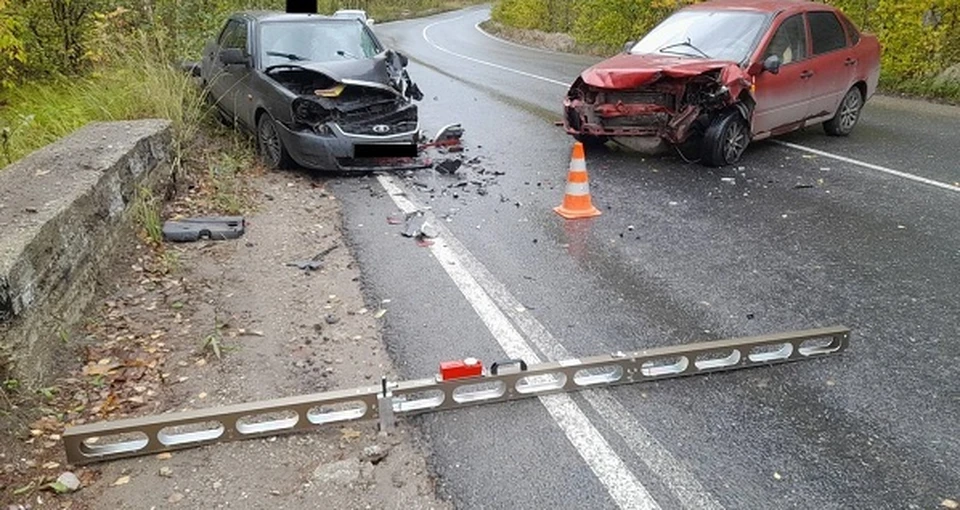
<box><xmin>234</xmin><ymin>11</ymin><xmax>360</xmax><ymax>23</ymax></box>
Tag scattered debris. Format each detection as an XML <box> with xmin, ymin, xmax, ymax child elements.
<box><xmin>773</xmin><ymin>472</ymin><xmax>782</xmax><ymax>480</ymax></box>
<box><xmin>325</xmin><ymin>314</ymin><xmax>341</xmax><ymax>325</ymax></box>
<box><xmin>373</xmin><ymin>309</ymin><xmax>387</xmax><ymax>319</ymax></box>
<box><xmin>51</xmin><ymin>472</ymin><xmax>81</xmax><ymax>493</ymax></box>
<box><xmin>157</xmin><ymin>453</ymin><xmax>173</xmax><ymax>460</ymax></box>
<box><xmin>361</xmin><ymin>444</ymin><xmax>391</xmax><ymax>464</ymax></box>
<box><xmin>286</xmin><ymin>245</ymin><xmax>337</xmax><ymax>271</ymax></box>
<box><xmin>162</xmin><ymin>216</ymin><xmax>245</xmax><ymax>242</ymax></box>
<box><xmin>435</xmin><ymin>158</ymin><xmax>463</xmax><ymax>175</ymax></box>
<box><xmin>402</xmin><ymin>212</ymin><xmax>427</xmax><ymax>238</ymax></box>
<box><xmin>794</xmin><ymin>183</ymin><xmax>815</xmax><ymax>189</ymax></box>
<box><xmin>721</xmin><ymin>177</ymin><xmax>736</xmax><ymax>184</ymax></box>
<box><xmin>112</xmin><ymin>475</ymin><xmax>131</xmax><ymax>486</ymax></box>
<box><xmin>159</xmin><ymin>466</ymin><xmax>173</xmax><ymax>477</ymax></box>
<box><xmin>168</xmin><ymin>492</ymin><xmax>185</xmax><ymax>503</ymax></box>
<box><xmin>942</xmin><ymin>499</ymin><xmax>959</xmax><ymax>509</ymax></box>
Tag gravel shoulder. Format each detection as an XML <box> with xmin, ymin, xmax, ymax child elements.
<box><xmin>1</xmin><ymin>162</ymin><xmax>449</xmax><ymax>510</ymax></box>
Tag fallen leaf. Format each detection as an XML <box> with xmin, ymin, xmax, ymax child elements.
<box><xmin>112</xmin><ymin>475</ymin><xmax>130</xmax><ymax>486</ymax></box>
<box><xmin>942</xmin><ymin>499</ymin><xmax>959</xmax><ymax>509</ymax></box>
<box><xmin>373</xmin><ymin>309</ymin><xmax>387</xmax><ymax>319</ymax></box>
<box><xmin>42</xmin><ymin>461</ymin><xmax>60</xmax><ymax>470</ymax></box>
<box><xmin>46</xmin><ymin>481</ymin><xmax>70</xmax><ymax>494</ymax></box>
<box><xmin>340</xmin><ymin>427</ymin><xmax>361</xmax><ymax>440</ymax></box>
<box><xmin>195</xmin><ymin>359</ymin><xmax>207</xmax><ymax>367</ymax></box>
<box><xmin>156</xmin><ymin>452</ymin><xmax>172</xmax><ymax>460</ymax></box>
<box><xmin>773</xmin><ymin>472</ymin><xmax>782</xmax><ymax>480</ymax></box>
<box><xmin>198</xmin><ymin>392</ymin><xmax>208</xmax><ymax>399</ymax></box>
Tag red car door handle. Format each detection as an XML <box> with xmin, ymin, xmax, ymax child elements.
<box><xmin>800</xmin><ymin>70</ymin><xmax>814</xmax><ymax>79</ymax></box>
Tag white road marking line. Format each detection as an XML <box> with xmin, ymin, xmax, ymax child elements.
<box><xmin>772</xmin><ymin>141</ymin><xmax>960</xmax><ymax>193</ymax></box>
<box><xmin>427</xmin><ymin>14</ymin><xmax>956</xmax><ymax>194</ymax></box>
<box><xmin>423</xmin><ymin>202</ymin><xmax>725</xmax><ymax>510</ymax></box>
<box><xmin>422</xmin><ymin>17</ymin><xmax>570</xmax><ymax>87</ymax></box>
<box><xmin>378</xmin><ymin>175</ymin><xmax>661</xmax><ymax>510</ymax></box>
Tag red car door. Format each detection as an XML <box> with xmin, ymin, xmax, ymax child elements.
<box><xmin>805</xmin><ymin>10</ymin><xmax>857</xmax><ymax>119</ymax></box>
<box><xmin>751</xmin><ymin>13</ymin><xmax>815</xmax><ymax>136</ymax></box>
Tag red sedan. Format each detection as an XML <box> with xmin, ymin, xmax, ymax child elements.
<box><xmin>563</xmin><ymin>0</ymin><xmax>881</xmax><ymax>166</ymax></box>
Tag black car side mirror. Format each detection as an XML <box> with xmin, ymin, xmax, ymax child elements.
<box><xmin>763</xmin><ymin>55</ymin><xmax>781</xmax><ymax>75</ymax></box>
<box><xmin>622</xmin><ymin>40</ymin><xmax>636</xmax><ymax>53</ymax></box>
<box><xmin>219</xmin><ymin>48</ymin><xmax>249</xmax><ymax>66</ymax></box>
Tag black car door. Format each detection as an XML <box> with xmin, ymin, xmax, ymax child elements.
<box><xmin>208</xmin><ymin>19</ymin><xmax>251</xmax><ymax>123</ymax></box>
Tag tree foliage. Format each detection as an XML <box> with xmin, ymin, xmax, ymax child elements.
<box><xmin>491</xmin><ymin>0</ymin><xmax>960</xmax><ymax>87</ymax></box>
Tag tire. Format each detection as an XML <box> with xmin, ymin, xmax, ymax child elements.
<box><xmin>823</xmin><ymin>86</ymin><xmax>863</xmax><ymax>136</ymax></box>
<box><xmin>701</xmin><ymin>110</ymin><xmax>750</xmax><ymax>167</ymax></box>
<box><xmin>257</xmin><ymin>113</ymin><xmax>294</xmax><ymax>170</ymax></box>
<box><xmin>574</xmin><ymin>133</ymin><xmax>609</xmax><ymax>149</ymax></box>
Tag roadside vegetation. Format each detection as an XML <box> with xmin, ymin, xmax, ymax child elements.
<box><xmin>490</xmin><ymin>0</ymin><xmax>960</xmax><ymax>102</ymax></box>
<box><xmin>0</xmin><ymin>0</ymin><xmax>483</xmax><ymax>168</ymax></box>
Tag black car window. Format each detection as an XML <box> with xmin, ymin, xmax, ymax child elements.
<box><xmin>809</xmin><ymin>11</ymin><xmax>847</xmax><ymax>54</ymax></box>
<box><xmin>764</xmin><ymin>14</ymin><xmax>807</xmax><ymax>65</ymax></box>
<box><xmin>220</xmin><ymin>20</ymin><xmax>247</xmax><ymax>50</ymax></box>
<box><xmin>260</xmin><ymin>20</ymin><xmax>381</xmax><ymax>66</ymax></box>
<box><xmin>839</xmin><ymin>13</ymin><xmax>861</xmax><ymax>45</ymax></box>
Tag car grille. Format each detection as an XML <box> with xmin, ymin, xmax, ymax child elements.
<box><xmin>603</xmin><ymin>91</ymin><xmax>675</xmax><ymax>110</ymax></box>
<box><xmin>341</xmin><ymin>120</ymin><xmax>418</xmax><ymax>136</ymax></box>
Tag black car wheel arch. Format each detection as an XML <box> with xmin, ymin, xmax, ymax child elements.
<box><xmin>702</xmin><ymin>109</ymin><xmax>750</xmax><ymax>167</ymax></box>
<box><xmin>257</xmin><ymin>113</ymin><xmax>294</xmax><ymax>170</ymax></box>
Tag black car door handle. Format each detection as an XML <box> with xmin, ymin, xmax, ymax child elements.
<box><xmin>845</xmin><ymin>58</ymin><xmax>858</xmax><ymax>66</ymax></box>
<box><xmin>800</xmin><ymin>70</ymin><xmax>814</xmax><ymax>79</ymax></box>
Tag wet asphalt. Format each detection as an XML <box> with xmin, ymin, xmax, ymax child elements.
<box><xmin>332</xmin><ymin>7</ymin><xmax>959</xmax><ymax>510</ymax></box>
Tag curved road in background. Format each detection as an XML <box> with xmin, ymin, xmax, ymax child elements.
<box><xmin>333</xmin><ymin>7</ymin><xmax>959</xmax><ymax>509</ymax></box>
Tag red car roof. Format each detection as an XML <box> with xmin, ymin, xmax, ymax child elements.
<box><xmin>684</xmin><ymin>0</ymin><xmax>836</xmax><ymax>14</ymax></box>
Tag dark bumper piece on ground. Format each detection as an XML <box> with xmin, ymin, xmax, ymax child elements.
<box><xmin>163</xmin><ymin>217</ymin><xmax>245</xmax><ymax>242</ymax></box>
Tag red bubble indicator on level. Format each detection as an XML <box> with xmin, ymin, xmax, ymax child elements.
<box><xmin>439</xmin><ymin>358</ymin><xmax>483</xmax><ymax>381</ymax></box>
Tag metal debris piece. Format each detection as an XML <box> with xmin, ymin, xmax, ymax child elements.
<box><xmin>435</xmin><ymin>159</ymin><xmax>463</xmax><ymax>175</ymax></box>
<box><xmin>163</xmin><ymin>217</ymin><xmax>245</xmax><ymax>242</ymax></box>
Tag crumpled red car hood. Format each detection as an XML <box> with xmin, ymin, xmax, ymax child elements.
<box><xmin>580</xmin><ymin>53</ymin><xmax>741</xmax><ymax>89</ymax></box>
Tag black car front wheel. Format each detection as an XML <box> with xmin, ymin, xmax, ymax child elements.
<box><xmin>702</xmin><ymin>110</ymin><xmax>750</xmax><ymax>167</ymax></box>
<box><xmin>257</xmin><ymin>114</ymin><xmax>294</xmax><ymax>170</ymax></box>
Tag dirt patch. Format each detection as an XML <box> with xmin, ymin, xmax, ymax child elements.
<box><xmin>0</xmin><ymin>132</ymin><xmax>449</xmax><ymax>509</ymax></box>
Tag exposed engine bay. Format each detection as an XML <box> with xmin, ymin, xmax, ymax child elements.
<box><xmin>267</xmin><ymin>50</ymin><xmax>424</xmax><ymax>137</ymax></box>
<box><xmin>563</xmin><ymin>62</ymin><xmax>752</xmax><ymax>149</ymax></box>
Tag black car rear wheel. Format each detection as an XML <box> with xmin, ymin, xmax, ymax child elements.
<box><xmin>702</xmin><ymin>110</ymin><xmax>749</xmax><ymax>167</ymax></box>
<box><xmin>257</xmin><ymin>114</ymin><xmax>294</xmax><ymax>170</ymax></box>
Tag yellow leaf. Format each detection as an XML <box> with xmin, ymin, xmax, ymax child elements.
<box><xmin>112</xmin><ymin>475</ymin><xmax>130</xmax><ymax>486</ymax></box>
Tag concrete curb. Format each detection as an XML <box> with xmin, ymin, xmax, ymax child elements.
<box><xmin>0</xmin><ymin>119</ymin><xmax>173</xmax><ymax>384</ymax></box>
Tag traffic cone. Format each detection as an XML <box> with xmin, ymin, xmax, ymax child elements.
<box><xmin>554</xmin><ymin>142</ymin><xmax>601</xmax><ymax>219</ymax></box>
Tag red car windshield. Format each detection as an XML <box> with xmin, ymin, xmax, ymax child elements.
<box><xmin>629</xmin><ymin>10</ymin><xmax>769</xmax><ymax>63</ymax></box>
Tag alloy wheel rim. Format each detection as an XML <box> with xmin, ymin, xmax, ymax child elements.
<box><xmin>259</xmin><ymin>121</ymin><xmax>281</xmax><ymax>165</ymax></box>
<box><xmin>724</xmin><ymin>121</ymin><xmax>746</xmax><ymax>163</ymax></box>
<box><xmin>840</xmin><ymin>92</ymin><xmax>861</xmax><ymax>131</ymax></box>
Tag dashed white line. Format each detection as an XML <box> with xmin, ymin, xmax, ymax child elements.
<box><xmin>377</xmin><ymin>174</ymin><xmax>662</xmax><ymax>510</ymax></box>
<box><xmin>422</xmin><ymin>17</ymin><xmax>569</xmax><ymax>87</ymax></box>
<box><xmin>423</xmin><ymin>14</ymin><xmax>956</xmax><ymax>193</ymax></box>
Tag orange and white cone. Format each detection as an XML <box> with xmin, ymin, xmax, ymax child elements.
<box><xmin>554</xmin><ymin>142</ymin><xmax>601</xmax><ymax>219</ymax></box>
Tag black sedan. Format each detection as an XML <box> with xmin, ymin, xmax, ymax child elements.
<box><xmin>199</xmin><ymin>12</ymin><xmax>427</xmax><ymax>171</ymax></box>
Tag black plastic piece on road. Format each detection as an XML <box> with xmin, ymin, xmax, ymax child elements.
<box><xmin>490</xmin><ymin>359</ymin><xmax>528</xmax><ymax>375</ymax></box>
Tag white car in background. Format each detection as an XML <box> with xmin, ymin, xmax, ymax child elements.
<box><xmin>333</xmin><ymin>9</ymin><xmax>375</xmax><ymax>26</ymax></box>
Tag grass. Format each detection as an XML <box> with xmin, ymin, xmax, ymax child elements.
<box><xmin>0</xmin><ymin>31</ymin><xmax>208</xmax><ymax>168</ymax></box>
<box><xmin>134</xmin><ymin>185</ymin><xmax>164</xmax><ymax>245</ymax></box>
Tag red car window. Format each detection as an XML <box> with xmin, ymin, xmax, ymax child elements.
<box><xmin>808</xmin><ymin>11</ymin><xmax>848</xmax><ymax>55</ymax></box>
<box><xmin>764</xmin><ymin>14</ymin><xmax>807</xmax><ymax>65</ymax></box>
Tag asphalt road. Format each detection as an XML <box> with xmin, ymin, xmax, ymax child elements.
<box><xmin>334</xmin><ymin>7</ymin><xmax>959</xmax><ymax>509</ymax></box>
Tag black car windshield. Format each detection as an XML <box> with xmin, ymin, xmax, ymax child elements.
<box><xmin>628</xmin><ymin>10</ymin><xmax>768</xmax><ymax>62</ymax></box>
<box><xmin>260</xmin><ymin>20</ymin><xmax>379</xmax><ymax>66</ymax></box>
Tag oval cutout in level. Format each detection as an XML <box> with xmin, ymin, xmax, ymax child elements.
<box><xmin>79</xmin><ymin>432</ymin><xmax>149</xmax><ymax>458</ymax></box>
<box><xmin>393</xmin><ymin>390</ymin><xmax>445</xmax><ymax>413</ymax></box>
<box><xmin>453</xmin><ymin>381</ymin><xmax>506</xmax><ymax>403</ymax></box>
<box><xmin>694</xmin><ymin>350</ymin><xmax>742</xmax><ymax>370</ymax></box>
<box><xmin>574</xmin><ymin>365</ymin><xmax>623</xmax><ymax>386</ymax></box>
<box><xmin>799</xmin><ymin>336</ymin><xmax>843</xmax><ymax>356</ymax></box>
<box><xmin>157</xmin><ymin>421</ymin><xmax>224</xmax><ymax>446</ymax></box>
<box><xmin>516</xmin><ymin>373</ymin><xmax>567</xmax><ymax>394</ymax></box>
<box><xmin>747</xmin><ymin>343</ymin><xmax>794</xmax><ymax>362</ymax></box>
<box><xmin>236</xmin><ymin>410</ymin><xmax>299</xmax><ymax>435</ymax></box>
<box><xmin>306</xmin><ymin>401</ymin><xmax>368</xmax><ymax>425</ymax></box>
<box><xmin>641</xmin><ymin>356</ymin><xmax>690</xmax><ymax>377</ymax></box>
